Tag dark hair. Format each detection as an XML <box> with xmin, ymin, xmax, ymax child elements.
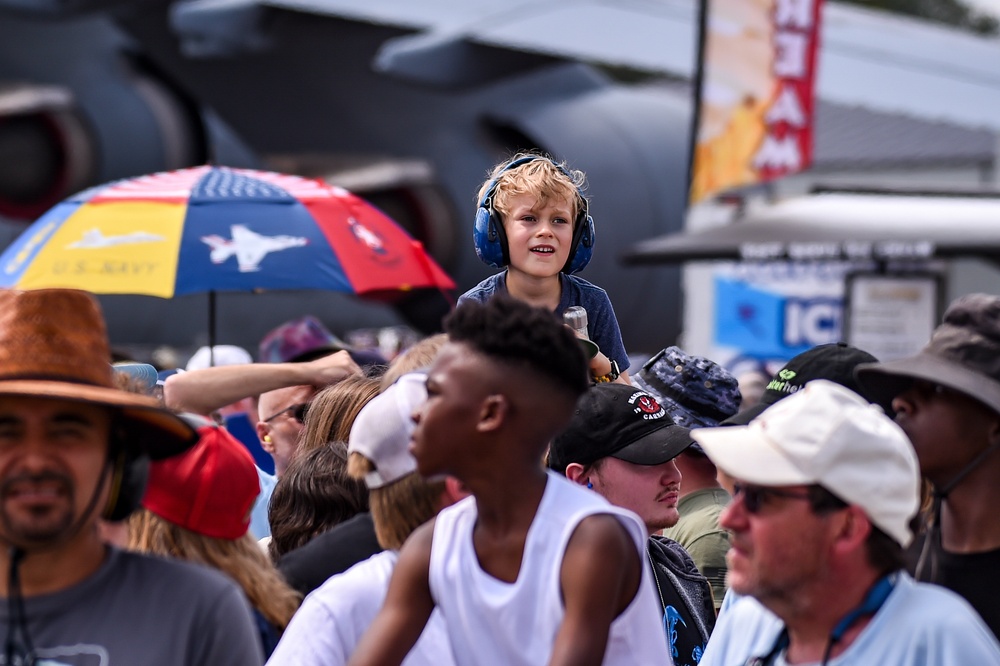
<box><xmin>444</xmin><ymin>296</ymin><xmax>589</xmax><ymax>398</ymax></box>
<box><xmin>267</xmin><ymin>441</ymin><xmax>369</xmax><ymax>560</ymax></box>
<box><xmin>809</xmin><ymin>486</ymin><xmax>906</xmax><ymax>574</ymax></box>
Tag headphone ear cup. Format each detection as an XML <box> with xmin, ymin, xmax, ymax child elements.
<box><xmin>564</xmin><ymin>214</ymin><xmax>595</xmax><ymax>274</ymax></box>
<box><xmin>473</xmin><ymin>204</ymin><xmax>508</xmax><ymax>268</ymax></box>
<box><xmin>102</xmin><ymin>452</ymin><xmax>149</xmax><ymax>522</ymax></box>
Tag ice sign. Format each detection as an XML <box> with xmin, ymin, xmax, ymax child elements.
<box><xmin>783</xmin><ymin>297</ymin><xmax>841</xmax><ymax>347</ymax></box>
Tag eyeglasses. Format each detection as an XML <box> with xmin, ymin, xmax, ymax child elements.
<box><xmin>733</xmin><ymin>483</ymin><xmax>812</xmax><ymax>514</ymax></box>
<box><xmin>263</xmin><ymin>402</ymin><xmax>310</xmax><ymax>424</ymax></box>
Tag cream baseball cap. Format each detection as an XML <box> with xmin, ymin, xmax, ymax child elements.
<box><xmin>691</xmin><ymin>380</ymin><xmax>920</xmax><ymax>547</ymax></box>
<box><xmin>347</xmin><ymin>372</ymin><xmax>427</xmax><ymax>489</ymax></box>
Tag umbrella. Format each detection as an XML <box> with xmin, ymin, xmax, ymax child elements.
<box><xmin>0</xmin><ymin>165</ymin><xmax>456</xmax><ymax>349</ymax></box>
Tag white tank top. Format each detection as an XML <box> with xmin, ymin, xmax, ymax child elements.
<box><xmin>428</xmin><ymin>471</ymin><xmax>673</xmax><ymax>665</ymax></box>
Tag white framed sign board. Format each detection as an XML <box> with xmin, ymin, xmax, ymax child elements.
<box><xmin>844</xmin><ymin>273</ymin><xmax>942</xmax><ymax>362</ymax></box>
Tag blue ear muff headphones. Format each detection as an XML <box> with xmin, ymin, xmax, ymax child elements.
<box><xmin>473</xmin><ymin>155</ymin><xmax>596</xmax><ymax>274</ymax></box>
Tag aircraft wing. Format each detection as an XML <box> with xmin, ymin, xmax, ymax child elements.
<box><xmin>170</xmin><ymin>0</ymin><xmax>1000</xmax><ymax>129</ymax></box>
<box><xmin>171</xmin><ymin>0</ymin><xmax>687</xmax><ymax>86</ymax></box>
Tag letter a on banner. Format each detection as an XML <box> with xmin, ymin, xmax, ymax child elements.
<box><xmin>688</xmin><ymin>0</ymin><xmax>824</xmax><ymax>205</ymax></box>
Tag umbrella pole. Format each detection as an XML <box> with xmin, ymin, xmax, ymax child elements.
<box><xmin>208</xmin><ymin>290</ymin><xmax>217</xmax><ymax>367</ymax></box>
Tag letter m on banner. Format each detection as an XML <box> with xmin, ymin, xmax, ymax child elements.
<box><xmin>688</xmin><ymin>0</ymin><xmax>824</xmax><ymax>205</ymax></box>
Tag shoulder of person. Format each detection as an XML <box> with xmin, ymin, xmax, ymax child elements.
<box><xmin>458</xmin><ymin>273</ymin><xmax>504</xmax><ymax>303</ymax></box>
<box><xmin>564</xmin><ymin>513</ymin><xmax>639</xmax><ymax>563</ymax></box>
<box><xmin>312</xmin><ymin>551</ymin><xmax>398</xmax><ymax>602</ymax></box>
<box><xmin>116</xmin><ymin>549</ymin><xmax>243</xmax><ymax>594</ymax></box>
<box><xmin>562</xmin><ymin>273</ymin><xmax>608</xmax><ymax>296</ymax></box>
<box><xmin>649</xmin><ymin>534</ymin><xmax>703</xmax><ymax>579</ymax></box>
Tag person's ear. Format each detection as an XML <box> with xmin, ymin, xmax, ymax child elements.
<box><xmin>564</xmin><ymin>462</ymin><xmax>588</xmax><ymax>485</ymax></box>
<box><xmin>832</xmin><ymin>505</ymin><xmax>871</xmax><ymax>556</ymax></box>
<box><xmin>986</xmin><ymin>411</ymin><xmax>1000</xmax><ymax>446</ymax></box>
<box><xmin>477</xmin><ymin>394</ymin><xmax>509</xmax><ymax>433</ymax></box>
<box><xmin>257</xmin><ymin>421</ymin><xmax>274</xmax><ymax>454</ymax></box>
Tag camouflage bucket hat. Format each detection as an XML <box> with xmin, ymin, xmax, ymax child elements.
<box><xmin>633</xmin><ymin>346</ymin><xmax>742</xmax><ymax>449</ymax></box>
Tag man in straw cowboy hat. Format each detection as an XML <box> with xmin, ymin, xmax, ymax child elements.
<box><xmin>0</xmin><ymin>289</ymin><xmax>264</xmax><ymax>665</ymax></box>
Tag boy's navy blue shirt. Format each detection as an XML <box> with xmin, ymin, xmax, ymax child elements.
<box><xmin>457</xmin><ymin>271</ymin><xmax>629</xmax><ymax>372</ymax></box>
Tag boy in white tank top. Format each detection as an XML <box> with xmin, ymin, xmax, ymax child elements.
<box><xmin>349</xmin><ymin>296</ymin><xmax>671</xmax><ymax>665</ymax></box>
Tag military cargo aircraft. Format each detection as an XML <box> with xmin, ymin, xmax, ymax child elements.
<box><xmin>0</xmin><ymin>0</ymin><xmax>690</xmax><ymax>358</ymax></box>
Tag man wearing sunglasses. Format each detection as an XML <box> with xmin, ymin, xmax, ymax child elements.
<box><xmin>164</xmin><ymin>349</ymin><xmax>361</xmax><ymax>541</ymax></box>
<box><xmin>694</xmin><ymin>380</ymin><xmax>1000</xmax><ymax>666</ymax></box>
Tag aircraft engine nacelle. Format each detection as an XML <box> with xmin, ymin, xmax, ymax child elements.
<box><xmin>0</xmin><ymin>85</ymin><xmax>95</xmax><ymax>220</ymax></box>
<box><xmin>0</xmin><ymin>12</ymin><xmax>208</xmax><ymax>224</ymax></box>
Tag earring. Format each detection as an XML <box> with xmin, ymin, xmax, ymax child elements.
<box><xmin>586</xmin><ymin>481</ymin><xmax>593</xmax><ymax>490</ymax></box>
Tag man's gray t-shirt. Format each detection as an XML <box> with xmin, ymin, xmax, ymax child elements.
<box><xmin>0</xmin><ymin>547</ymin><xmax>264</xmax><ymax>666</ymax></box>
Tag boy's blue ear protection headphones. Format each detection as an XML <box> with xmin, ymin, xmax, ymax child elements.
<box><xmin>473</xmin><ymin>155</ymin><xmax>596</xmax><ymax>274</ymax></box>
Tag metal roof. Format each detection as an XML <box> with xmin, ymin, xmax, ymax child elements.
<box><xmin>623</xmin><ymin>191</ymin><xmax>1000</xmax><ymax>265</ymax></box>
<box><xmin>813</xmin><ymin>101</ymin><xmax>997</xmax><ymax>168</ymax></box>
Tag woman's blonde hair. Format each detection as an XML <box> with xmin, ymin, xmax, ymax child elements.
<box><xmin>298</xmin><ymin>375</ymin><xmax>380</xmax><ymax>454</ymax></box>
<box><xmin>379</xmin><ymin>333</ymin><xmax>447</xmax><ymax>391</ymax></box>
<box><xmin>128</xmin><ymin>509</ymin><xmax>301</xmax><ymax>630</ymax></box>
<box><xmin>346</xmin><ymin>453</ymin><xmax>445</xmax><ymax>550</ymax></box>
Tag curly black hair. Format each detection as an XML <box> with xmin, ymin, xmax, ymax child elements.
<box><xmin>444</xmin><ymin>296</ymin><xmax>589</xmax><ymax>398</ymax></box>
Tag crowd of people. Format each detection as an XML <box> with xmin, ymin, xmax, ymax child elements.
<box><xmin>1</xmin><ymin>153</ymin><xmax>999</xmax><ymax>665</ymax></box>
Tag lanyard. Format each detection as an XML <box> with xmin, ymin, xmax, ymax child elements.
<box><xmin>744</xmin><ymin>574</ymin><xmax>897</xmax><ymax>666</ymax></box>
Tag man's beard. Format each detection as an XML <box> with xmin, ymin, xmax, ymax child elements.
<box><xmin>0</xmin><ymin>470</ymin><xmax>77</xmax><ymax>546</ymax></box>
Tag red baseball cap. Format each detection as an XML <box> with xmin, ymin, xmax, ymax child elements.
<box><xmin>142</xmin><ymin>422</ymin><xmax>260</xmax><ymax>540</ymax></box>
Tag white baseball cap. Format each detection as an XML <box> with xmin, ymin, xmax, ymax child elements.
<box><xmin>348</xmin><ymin>372</ymin><xmax>427</xmax><ymax>489</ymax></box>
<box><xmin>185</xmin><ymin>345</ymin><xmax>253</xmax><ymax>371</ymax></box>
<box><xmin>691</xmin><ymin>379</ymin><xmax>920</xmax><ymax>547</ymax></box>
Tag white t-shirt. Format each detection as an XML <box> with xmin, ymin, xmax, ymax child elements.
<box><xmin>700</xmin><ymin>574</ymin><xmax>1000</xmax><ymax>665</ymax></box>
<box><xmin>267</xmin><ymin>550</ymin><xmax>454</xmax><ymax>666</ymax></box>
<box><xmin>428</xmin><ymin>472</ymin><xmax>672</xmax><ymax>665</ymax></box>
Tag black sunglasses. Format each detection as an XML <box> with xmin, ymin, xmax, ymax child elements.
<box><xmin>732</xmin><ymin>483</ymin><xmax>812</xmax><ymax>514</ymax></box>
<box><xmin>263</xmin><ymin>402</ymin><xmax>310</xmax><ymax>424</ymax></box>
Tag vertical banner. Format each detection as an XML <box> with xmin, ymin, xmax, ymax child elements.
<box><xmin>689</xmin><ymin>0</ymin><xmax>823</xmax><ymax>204</ymax></box>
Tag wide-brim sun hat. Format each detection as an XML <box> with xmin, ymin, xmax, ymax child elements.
<box><xmin>856</xmin><ymin>293</ymin><xmax>1000</xmax><ymax>416</ymax></box>
<box><xmin>0</xmin><ymin>289</ymin><xmax>197</xmax><ymax>460</ymax></box>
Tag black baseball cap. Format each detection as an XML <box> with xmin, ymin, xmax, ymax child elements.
<box><xmin>722</xmin><ymin>342</ymin><xmax>882</xmax><ymax>426</ymax></box>
<box><xmin>547</xmin><ymin>383</ymin><xmax>693</xmax><ymax>472</ymax></box>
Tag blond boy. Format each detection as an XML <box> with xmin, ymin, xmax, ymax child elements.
<box><xmin>459</xmin><ymin>153</ymin><xmax>629</xmax><ymax>384</ymax></box>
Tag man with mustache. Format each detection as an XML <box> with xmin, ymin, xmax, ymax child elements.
<box><xmin>694</xmin><ymin>380</ymin><xmax>1000</xmax><ymax>665</ymax></box>
<box><xmin>547</xmin><ymin>383</ymin><xmax>716</xmax><ymax>666</ymax></box>
<box><xmin>0</xmin><ymin>288</ymin><xmax>263</xmax><ymax>666</ymax></box>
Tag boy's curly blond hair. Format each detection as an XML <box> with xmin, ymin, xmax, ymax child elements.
<box><xmin>477</xmin><ymin>153</ymin><xmax>587</xmax><ymax>224</ymax></box>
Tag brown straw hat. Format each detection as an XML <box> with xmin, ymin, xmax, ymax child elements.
<box><xmin>0</xmin><ymin>289</ymin><xmax>197</xmax><ymax>460</ymax></box>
